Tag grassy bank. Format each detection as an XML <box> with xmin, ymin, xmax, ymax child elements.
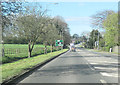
<box><xmin>2</xmin><ymin>44</ymin><xmax>60</xmax><ymax>63</ymax></box>
<box><xmin>1</xmin><ymin>49</ymin><xmax>68</xmax><ymax>82</ymax></box>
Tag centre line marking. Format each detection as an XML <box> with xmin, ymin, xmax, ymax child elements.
<box><xmin>86</xmin><ymin>61</ymin><xmax>95</xmax><ymax>70</ymax></box>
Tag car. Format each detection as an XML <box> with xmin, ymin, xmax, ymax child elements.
<box><xmin>71</xmin><ymin>46</ymin><xmax>76</xmax><ymax>52</ymax></box>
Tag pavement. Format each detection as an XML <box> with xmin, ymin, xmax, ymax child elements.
<box><xmin>16</xmin><ymin>46</ymin><xmax>119</xmax><ymax>84</ymax></box>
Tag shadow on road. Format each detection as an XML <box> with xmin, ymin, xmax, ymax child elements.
<box><xmin>32</xmin><ymin>64</ymin><xmax>99</xmax><ymax>77</ymax></box>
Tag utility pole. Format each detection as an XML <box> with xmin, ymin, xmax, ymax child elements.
<box><xmin>61</xmin><ymin>29</ymin><xmax>63</xmax><ymax>49</ymax></box>
<box><xmin>97</xmin><ymin>31</ymin><xmax>99</xmax><ymax>50</ymax></box>
<box><xmin>93</xmin><ymin>30</ymin><xmax>95</xmax><ymax>49</ymax></box>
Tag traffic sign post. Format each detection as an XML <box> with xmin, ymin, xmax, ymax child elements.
<box><xmin>55</xmin><ymin>40</ymin><xmax>63</xmax><ymax>47</ymax></box>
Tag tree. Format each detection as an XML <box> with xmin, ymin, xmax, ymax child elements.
<box><xmin>53</xmin><ymin>16</ymin><xmax>67</xmax><ymax>40</ymax></box>
<box><xmin>91</xmin><ymin>10</ymin><xmax>114</xmax><ymax>29</ymax></box>
<box><xmin>73</xmin><ymin>34</ymin><xmax>79</xmax><ymax>39</ymax></box>
<box><xmin>91</xmin><ymin>10</ymin><xmax>119</xmax><ymax>51</ymax></box>
<box><xmin>81</xmin><ymin>35</ymin><xmax>87</xmax><ymax>47</ymax></box>
<box><xmin>16</xmin><ymin>7</ymin><xmax>47</xmax><ymax>58</ymax></box>
<box><xmin>53</xmin><ymin>16</ymin><xmax>71</xmax><ymax>48</ymax></box>
<box><xmin>103</xmin><ymin>12</ymin><xmax>119</xmax><ymax>48</ymax></box>
<box><xmin>1</xmin><ymin>0</ymin><xmax>23</xmax><ymax>31</ymax></box>
<box><xmin>46</xmin><ymin>23</ymin><xmax>59</xmax><ymax>52</ymax></box>
<box><xmin>63</xmin><ymin>28</ymin><xmax>71</xmax><ymax>48</ymax></box>
<box><xmin>99</xmin><ymin>37</ymin><xmax>105</xmax><ymax>50</ymax></box>
<box><xmin>72</xmin><ymin>34</ymin><xmax>80</xmax><ymax>44</ymax></box>
<box><xmin>40</xmin><ymin>17</ymin><xmax>58</xmax><ymax>54</ymax></box>
<box><xmin>87</xmin><ymin>29</ymin><xmax>102</xmax><ymax>49</ymax></box>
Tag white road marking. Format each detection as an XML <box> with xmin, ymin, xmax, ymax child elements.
<box><xmin>94</xmin><ymin>67</ymin><xmax>118</xmax><ymax>71</ymax></box>
<box><xmin>86</xmin><ymin>61</ymin><xmax>95</xmax><ymax>71</ymax></box>
<box><xmin>77</xmin><ymin>49</ymin><xmax>118</xmax><ymax>83</ymax></box>
<box><xmin>90</xmin><ymin>62</ymin><xmax>98</xmax><ymax>64</ymax></box>
<box><xmin>77</xmin><ymin>52</ymin><xmax>95</xmax><ymax>70</ymax></box>
<box><xmin>100</xmin><ymin>79</ymin><xmax>109</xmax><ymax>85</ymax></box>
<box><xmin>100</xmin><ymin>72</ymin><xmax>118</xmax><ymax>78</ymax></box>
<box><xmin>100</xmin><ymin>79</ymin><xmax>107</xmax><ymax>83</ymax></box>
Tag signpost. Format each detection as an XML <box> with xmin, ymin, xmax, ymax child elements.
<box><xmin>55</xmin><ymin>40</ymin><xmax>63</xmax><ymax>47</ymax></box>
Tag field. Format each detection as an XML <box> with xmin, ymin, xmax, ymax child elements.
<box><xmin>2</xmin><ymin>44</ymin><xmax>60</xmax><ymax>63</ymax></box>
<box><xmin>4</xmin><ymin>44</ymin><xmax>47</xmax><ymax>48</ymax></box>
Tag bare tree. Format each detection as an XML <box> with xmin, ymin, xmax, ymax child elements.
<box><xmin>46</xmin><ymin>19</ymin><xmax>60</xmax><ymax>52</ymax></box>
<box><xmin>91</xmin><ymin>10</ymin><xmax>114</xmax><ymax>29</ymax></box>
<box><xmin>1</xmin><ymin>0</ymin><xmax>24</xmax><ymax>31</ymax></box>
<box><xmin>16</xmin><ymin>7</ymin><xmax>48</xmax><ymax>58</ymax></box>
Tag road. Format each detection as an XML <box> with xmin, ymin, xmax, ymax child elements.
<box><xmin>17</xmin><ymin>47</ymin><xmax>118</xmax><ymax>84</ymax></box>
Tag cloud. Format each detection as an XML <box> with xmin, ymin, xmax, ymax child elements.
<box><xmin>64</xmin><ymin>16</ymin><xmax>92</xmax><ymax>26</ymax></box>
<box><xmin>65</xmin><ymin>16</ymin><xmax>91</xmax><ymax>22</ymax></box>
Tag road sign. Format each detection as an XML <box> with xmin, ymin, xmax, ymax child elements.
<box><xmin>55</xmin><ymin>40</ymin><xmax>63</xmax><ymax>46</ymax></box>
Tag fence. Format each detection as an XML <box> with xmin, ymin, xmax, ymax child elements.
<box><xmin>2</xmin><ymin>46</ymin><xmax>62</xmax><ymax>63</ymax></box>
<box><xmin>4</xmin><ymin>46</ymin><xmax>61</xmax><ymax>57</ymax></box>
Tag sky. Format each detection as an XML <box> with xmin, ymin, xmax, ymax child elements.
<box><xmin>26</xmin><ymin>1</ymin><xmax>118</xmax><ymax>36</ymax></box>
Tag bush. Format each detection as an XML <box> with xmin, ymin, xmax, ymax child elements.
<box><xmin>101</xmin><ymin>46</ymin><xmax>110</xmax><ymax>52</ymax></box>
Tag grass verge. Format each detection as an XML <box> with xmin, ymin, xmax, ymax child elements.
<box><xmin>3</xmin><ymin>46</ymin><xmax>61</xmax><ymax>64</ymax></box>
<box><xmin>1</xmin><ymin>49</ymin><xmax>68</xmax><ymax>82</ymax></box>
<box><xmin>87</xmin><ymin>48</ymin><xmax>120</xmax><ymax>55</ymax></box>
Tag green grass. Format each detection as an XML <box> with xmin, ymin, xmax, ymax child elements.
<box><xmin>4</xmin><ymin>44</ymin><xmax>49</xmax><ymax>48</ymax></box>
<box><xmin>1</xmin><ymin>49</ymin><xmax>68</xmax><ymax>83</ymax></box>
<box><xmin>87</xmin><ymin>48</ymin><xmax>120</xmax><ymax>55</ymax></box>
<box><xmin>2</xmin><ymin>44</ymin><xmax>59</xmax><ymax>63</ymax></box>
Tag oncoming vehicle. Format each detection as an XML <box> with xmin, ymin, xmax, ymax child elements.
<box><xmin>71</xmin><ymin>46</ymin><xmax>76</xmax><ymax>52</ymax></box>
<box><xmin>70</xmin><ymin>43</ymin><xmax>76</xmax><ymax>52</ymax></box>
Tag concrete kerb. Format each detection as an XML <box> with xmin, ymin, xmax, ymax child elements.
<box><xmin>2</xmin><ymin>49</ymin><xmax>69</xmax><ymax>85</ymax></box>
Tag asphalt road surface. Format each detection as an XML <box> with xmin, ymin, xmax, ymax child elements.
<box><xmin>17</xmin><ymin>46</ymin><xmax>119</xmax><ymax>84</ymax></box>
